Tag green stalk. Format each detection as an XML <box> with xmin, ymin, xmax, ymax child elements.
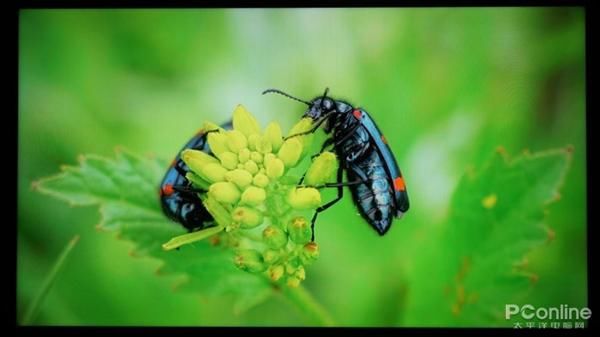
<box><xmin>281</xmin><ymin>285</ymin><xmax>336</xmax><ymax>327</ymax></box>
<box><xmin>162</xmin><ymin>225</ymin><xmax>224</xmax><ymax>251</ymax></box>
<box><xmin>21</xmin><ymin>235</ymin><xmax>80</xmax><ymax>325</ymax></box>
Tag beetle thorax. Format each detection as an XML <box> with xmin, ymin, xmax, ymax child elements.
<box><xmin>321</xmin><ymin>100</ymin><xmax>353</xmax><ymax>133</ymax></box>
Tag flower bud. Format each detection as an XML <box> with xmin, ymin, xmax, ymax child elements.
<box><xmin>278</xmin><ymin>138</ymin><xmax>303</xmax><ymax>168</ymax></box>
<box><xmin>287</xmin><ymin>118</ymin><xmax>314</xmax><ymax>154</ymax></box>
<box><xmin>287</xmin><ymin>216</ymin><xmax>312</xmax><ymax>244</ymax></box>
<box><xmin>226</xmin><ymin>130</ymin><xmax>248</xmax><ymax>153</ymax></box>
<box><xmin>295</xmin><ymin>266</ymin><xmax>306</xmax><ymax>280</ymax></box>
<box><xmin>185</xmin><ymin>172</ymin><xmax>211</xmax><ymax>190</ymax></box>
<box><xmin>247</xmin><ymin>134</ymin><xmax>260</xmax><ymax>151</ymax></box>
<box><xmin>218</xmin><ymin>151</ymin><xmax>239</xmax><ymax>170</ymax></box>
<box><xmin>234</xmin><ymin>249</ymin><xmax>266</xmax><ymax>273</ymax></box>
<box><xmin>202</xmin><ymin>195</ymin><xmax>232</xmax><ymax>228</ymax></box>
<box><xmin>256</xmin><ymin>137</ymin><xmax>273</xmax><ymax>155</ymax></box>
<box><xmin>225</xmin><ymin>169</ymin><xmax>253</xmax><ymax>189</ymax></box>
<box><xmin>195</xmin><ymin>163</ymin><xmax>228</xmax><ymax>183</ymax></box>
<box><xmin>268</xmin><ymin>264</ymin><xmax>285</xmax><ymax>282</ymax></box>
<box><xmin>203</xmin><ymin>121</ymin><xmax>223</xmax><ymax>132</ymax></box>
<box><xmin>288</xmin><ymin>187</ymin><xmax>321</xmax><ymax>209</ymax></box>
<box><xmin>209</xmin><ymin>182</ymin><xmax>241</xmax><ymax>204</ymax></box>
<box><xmin>286</xmin><ymin>277</ymin><xmax>301</xmax><ymax>288</ymax></box>
<box><xmin>232</xmin><ymin>105</ymin><xmax>261</xmax><ymax>137</ymax></box>
<box><xmin>225</xmin><ymin>222</ymin><xmax>239</xmax><ymax>232</ymax></box>
<box><xmin>263</xmin><ymin>249</ymin><xmax>281</xmax><ymax>264</ymax></box>
<box><xmin>288</xmin><ymin>118</ymin><xmax>314</xmax><ymax>138</ymax></box>
<box><xmin>264</xmin><ymin>122</ymin><xmax>283</xmax><ymax>152</ymax></box>
<box><xmin>182</xmin><ymin>149</ymin><xmax>219</xmax><ymax>167</ymax></box>
<box><xmin>228</xmin><ymin>236</ymin><xmax>240</xmax><ymax>248</ymax></box>
<box><xmin>207</xmin><ymin>132</ymin><xmax>229</xmax><ymax>158</ymax></box>
<box><xmin>266</xmin><ymin>158</ymin><xmax>285</xmax><ymax>179</ymax></box>
<box><xmin>182</xmin><ymin>150</ymin><xmax>227</xmax><ymax>183</ymax></box>
<box><xmin>303</xmin><ymin>242</ymin><xmax>320</xmax><ymax>261</ymax></box>
<box><xmin>263</xmin><ymin>225</ymin><xmax>288</xmax><ymax>249</ymax></box>
<box><xmin>285</xmin><ymin>263</ymin><xmax>296</xmax><ymax>275</ymax></box>
<box><xmin>241</xmin><ymin>186</ymin><xmax>266</xmax><ymax>206</ymax></box>
<box><xmin>304</xmin><ymin>151</ymin><xmax>338</xmax><ymax>186</ymax></box>
<box><xmin>263</xmin><ymin>153</ymin><xmax>276</xmax><ymax>165</ymax></box>
<box><xmin>238</xmin><ymin>148</ymin><xmax>251</xmax><ymax>163</ymax></box>
<box><xmin>244</xmin><ymin>160</ymin><xmax>259</xmax><ymax>175</ymax></box>
<box><xmin>252</xmin><ymin>173</ymin><xmax>269</xmax><ymax>188</ymax></box>
<box><xmin>232</xmin><ymin>206</ymin><xmax>263</xmax><ymax>229</ymax></box>
<box><xmin>250</xmin><ymin>151</ymin><xmax>263</xmax><ymax>164</ymax></box>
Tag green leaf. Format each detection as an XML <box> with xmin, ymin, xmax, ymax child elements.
<box><xmin>403</xmin><ymin>147</ymin><xmax>572</xmax><ymax>326</ymax></box>
<box><xmin>34</xmin><ymin>149</ymin><xmax>273</xmax><ymax>314</ymax></box>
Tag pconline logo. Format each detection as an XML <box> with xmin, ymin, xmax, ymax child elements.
<box><xmin>505</xmin><ymin>304</ymin><xmax>591</xmax><ymax>320</ymax></box>
<box><xmin>505</xmin><ymin>304</ymin><xmax>591</xmax><ymax>329</ymax></box>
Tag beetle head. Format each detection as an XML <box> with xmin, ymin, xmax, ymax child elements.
<box><xmin>262</xmin><ymin>88</ymin><xmax>336</xmax><ymax>121</ymax></box>
<box><xmin>306</xmin><ymin>88</ymin><xmax>336</xmax><ymax>120</ymax></box>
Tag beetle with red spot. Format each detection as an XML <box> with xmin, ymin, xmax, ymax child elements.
<box><xmin>263</xmin><ymin>88</ymin><xmax>410</xmax><ymax>238</ymax></box>
<box><xmin>159</xmin><ymin>120</ymin><xmax>233</xmax><ymax>232</ymax></box>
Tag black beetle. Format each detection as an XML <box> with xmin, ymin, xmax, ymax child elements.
<box><xmin>159</xmin><ymin>120</ymin><xmax>233</xmax><ymax>231</ymax></box>
<box><xmin>263</xmin><ymin>88</ymin><xmax>409</xmax><ymax>238</ymax></box>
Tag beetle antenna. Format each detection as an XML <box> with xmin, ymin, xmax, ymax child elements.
<box><xmin>319</xmin><ymin>87</ymin><xmax>330</xmax><ymax>109</ymax></box>
<box><xmin>262</xmin><ymin>89</ymin><xmax>311</xmax><ymax>106</ymax></box>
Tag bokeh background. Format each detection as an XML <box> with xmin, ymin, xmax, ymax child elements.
<box><xmin>18</xmin><ymin>8</ymin><xmax>586</xmax><ymax>326</ymax></box>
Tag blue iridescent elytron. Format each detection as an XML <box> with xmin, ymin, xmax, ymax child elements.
<box><xmin>263</xmin><ymin>88</ymin><xmax>410</xmax><ymax>238</ymax></box>
<box><xmin>159</xmin><ymin>120</ymin><xmax>232</xmax><ymax>231</ymax></box>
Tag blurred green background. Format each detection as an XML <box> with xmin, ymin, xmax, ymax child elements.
<box><xmin>18</xmin><ymin>8</ymin><xmax>586</xmax><ymax>326</ymax></box>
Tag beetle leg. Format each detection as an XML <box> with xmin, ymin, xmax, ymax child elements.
<box><xmin>332</xmin><ymin>122</ymin><xmax>362</xmax><ymax>147</ymax></box>
<box><xmin>284</xmin><ymin>115</ymin><xmax>330</xmax><ymax>140</ymax></box>
<box><xmin>173</xmin><ymin>161</ymin><xmax>187</xmax><ymax>176</ymax></box>
<box><xmin>296</xmin><ymin>138</ymin><xmax>336</xmax><ymax>185</ymax></box>
<box><xmin>298</xmin><ymin>176</ymin><xmax>366</xmax><ymax>189</ymax></box>
<box><xmin>309</xmin><ymin>123</ymin><xmax>364</xmax><ymax>163</ymax></box>
<box><xmin>298</xmin><ymin>172</ymin><xmax>307</xmax><ymax>185</ymax></box>
<box><xmin>172</xmin><ymin>185</ymin><xmax>207</xmax><ymax>194</ymax></box>
<box><xmin>308</xmin><ymin>165</ymin><xmax>345</xmax><ymax>241</ymax></box>
<box><xmin>300</xmin><ymin>121</ymin><xmax>362</xmax><ymax>185</ymax></box>
<box><xmin>311</xmin><ymin>179</ymin><xmax>365</xmax><ymax>189</ymax></box>
<box><xmin>204</xmin><ymin>128</ymin><xmax>222</xmax><ymax>134</ymax></box>
<box><xmin>310</xmin><ymin>138</ymin><xmax>335</xmax><ymax>161</ymax></box>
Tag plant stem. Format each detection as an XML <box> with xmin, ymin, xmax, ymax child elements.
<box><xmin>21</xmin><ymin>235</ymin><xmax>80</xmax><ymax>325</ymax></box>
<box><xmin>162</xmin><ymin>225</ymin><xmax>224</xmax><ymax>251</ymax></box>
<box><xmin>281</xmin><ymin>284</ymin><xmax>336</xmax><ymax>326</ymax></box>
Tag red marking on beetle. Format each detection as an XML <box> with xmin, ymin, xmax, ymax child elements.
<box><xmin>352</xmin><ymin>109</ymin><xmax>362</xmax><ymax>120</ymax></box>
<box><xmin>381</xmin><ymin>135</ymin><xmax>388</xmax><ymax>144</ymax></box>
<box><xmin>393</xmin><ymin>177</ymin><xmax>405</xmax><ymax>191</ymax></box>
<box><xmin>162</xmin><ymin>184</ymin><xmax>175</xmax><ymax>196</ymax></box>
<box><xmin>170</xmin><ymin>159</ymin><xmax>177</xmax><ymax>167</ymax></box>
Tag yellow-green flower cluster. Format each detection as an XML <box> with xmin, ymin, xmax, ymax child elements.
<box><xmin>179</xmin><ymin>105</ymin><xmax>338</xmax><ymax>287</ymax></box>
